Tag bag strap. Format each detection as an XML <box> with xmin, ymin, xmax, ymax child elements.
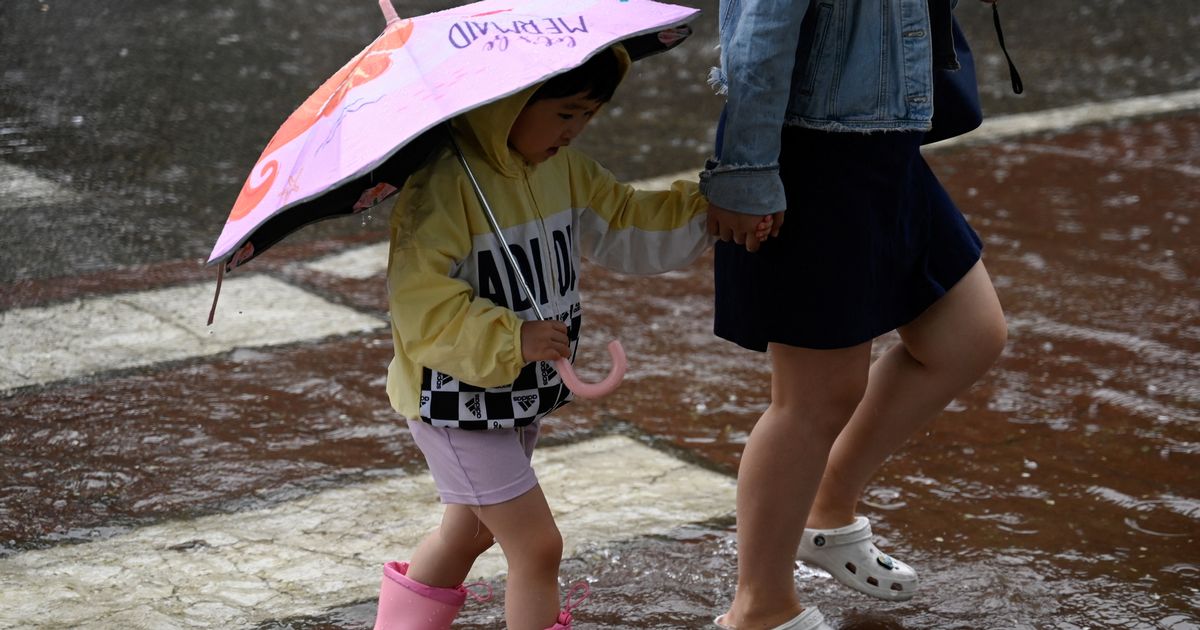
<box><xmin>991</xmin><ymin>3</ymin><xmax>1024</xmax><ymax>94</ymax></box>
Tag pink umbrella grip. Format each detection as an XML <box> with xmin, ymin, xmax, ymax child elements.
<box><xmin>555</xmin><ymin>340</ymin><xmax>627</xmax><ymax>399</ymax></box>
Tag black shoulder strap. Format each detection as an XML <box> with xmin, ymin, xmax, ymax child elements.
<box><xmin>991</xmin><ymin>3</ymin><xmax>1024</xmax><ymax>94</ymax></box>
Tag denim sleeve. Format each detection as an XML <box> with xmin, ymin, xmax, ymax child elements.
<box><xmin>699</xmin><ymin>0</ymin><xmax>811</xmax><ymax>216</ymax></box>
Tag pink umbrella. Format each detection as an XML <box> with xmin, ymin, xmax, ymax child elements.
<box><xmin>206</xmin><ymin>0</ymin><xmax>700</xmax><ymax>398</ymax></box>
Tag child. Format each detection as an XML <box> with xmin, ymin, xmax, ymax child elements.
<box><xmin>371</xmin><ymin>46</ymin><xmax>716</xmax><ymax>630</ymax></box>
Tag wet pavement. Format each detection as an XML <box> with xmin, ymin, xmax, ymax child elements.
<box><xmin>2</xmin><ymin>0</ymin><xmax>1199</xmax><ymax>628</ymax></box>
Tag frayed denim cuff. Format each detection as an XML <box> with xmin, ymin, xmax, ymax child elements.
<box><xmin>699</xmin><ymin>162</ymin><xmax>786</xmax><ymax>216</ymax></box>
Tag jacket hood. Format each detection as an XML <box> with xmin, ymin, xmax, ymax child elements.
<box><xmin>452</xmin><ymin>44</ymin><xmax>631</xmax><ymax>178</ymax></box>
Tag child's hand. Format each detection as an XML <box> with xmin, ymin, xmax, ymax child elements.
<box><xmin>755</xmin><ymin>212</ymin><xmax>784</xmax><ymax>241</ymax></box>
<box><xmin>521</xmin><ymin>320</ymin><xmax>570</xmax><ymax>362</ymax></box>
<box><xmin>755</xmin><ymin>215</ymin><xmax>773</xmax><ymax>241</ymax></box>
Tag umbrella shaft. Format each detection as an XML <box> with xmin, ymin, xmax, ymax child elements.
<box><xmin>448</xmin><ymin>128</ymin><xmax>548</xmax><ymax>322</ymax></box>
<box><xmin>378</xmin><ymin>0</ymin><xmax>399</xmax><ymax>24</ymax></box>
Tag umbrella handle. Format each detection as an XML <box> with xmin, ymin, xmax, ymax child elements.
<box><xmin>378</xmin><ymin>0</ymin><xmax>399</xmax><ymax>24</ymax></box>
<box><xmin>554</xmin><ymin>340</ymin><xmax>627</xmax><ymax>399</ymax></box>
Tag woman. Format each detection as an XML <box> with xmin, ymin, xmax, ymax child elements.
<box><xmin>700</xmin><ymin>1</ymin><xmax>1009</xmax><ymax>628</ymax></box>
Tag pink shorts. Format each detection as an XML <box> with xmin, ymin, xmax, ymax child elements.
<box><xmin>406</xmin><ymin>419</ymin><xmax>541</xmax><ymax>506</ymax></box>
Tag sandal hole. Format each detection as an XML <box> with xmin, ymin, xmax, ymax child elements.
<box><xmin>844</xmin><ymin>562</ymin><xmax>857</xmax><ymax>574</ymax></box>
<box><xmin>867</xmin><ymin>577</ymin><xmax>879</xmax><ymax>587</ymax></box>
<box><xmin>891</xmin><ymin>583</ymin><xmax>904</xmax><ymax>592</ymax></box>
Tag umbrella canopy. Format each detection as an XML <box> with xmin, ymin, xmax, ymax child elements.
<box><xmin>206</xmin><ymin>0</ymin><xmax>700</xmax><ymax>270</ymax></box>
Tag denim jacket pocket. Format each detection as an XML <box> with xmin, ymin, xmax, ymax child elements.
<box><xmin>797</xmin><ymin>1</ymin><xmax>835</xmax><ymax>97</ymax></box>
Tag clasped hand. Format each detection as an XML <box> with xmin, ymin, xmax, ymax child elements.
<box><xmin>707</xmin><ymin>203</ymin><xmax>784</xmax><ymax>253</ymax></box>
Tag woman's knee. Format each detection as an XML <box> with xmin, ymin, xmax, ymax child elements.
<box><xmin>904</xmin><ymin>262</ymin><xmax>1008</xmax><ymax>375</ymax></box>
<box><xmin>766</xmin><ymin>366</ymin><xmax>869</xmax><ymax>447</ymax></box>
<box><xmin>800</xmin><ymin>375</ymin><xmax>870</xmax><ymax>423</ymax></box>
<box><xmin>977</xmin><ymin>307</ymin><xmax>1009</xmax><ymax>367</ymax></box>
<box><xmin>954</xmin><ymin>293</ymin><xmax>1007</xmax><ymax>374</ymax></box>
<box><xmin>907</xmin><ymin>309</ymin><xmax>1006</xmax><ymax>379</ymax></box>
<box><xmin>770</xmin><ymin>343</ymin><xmax>871</xmax><ymax>419</ymax></box>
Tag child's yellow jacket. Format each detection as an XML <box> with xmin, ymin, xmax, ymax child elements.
<box><xmin>386</xmin><ymin>54</ymin><xmax>710</xmax><ymax>430</ymax></box>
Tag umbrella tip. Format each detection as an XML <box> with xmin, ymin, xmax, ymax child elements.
<box><xmin>378</xmin><ymin>0</ymin><xmax>400</xmax><ymax>24</ymax></box>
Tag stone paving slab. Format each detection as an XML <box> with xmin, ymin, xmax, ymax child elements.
<box><xmin>302</xmin><ymin>242</ymin><xmax>390</xmax><ymax>280</ymax></box>
<box><xmin>0</xmin><ymin>435</ymin><xmax>735</xmax><ymax>629</ymax></box>
<box><xmin>0</xmin><ymin>275</ymin><xmax>385</xmax><ymax>392</ymax></box>
<box><xmin>0</xmin><ymin>163</ymin><xmax>80</xmax><ymax>211</ymax></box>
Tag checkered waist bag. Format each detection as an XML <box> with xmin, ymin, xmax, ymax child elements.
<box><xmin>418</xmin><ymin>358</ymin><xmax>574</xmax><ymax>429</ymax></box>
<box><xmin>418</xmin><ymin>300</ymin><xmax>581</xmax><ymax>429</ymax></box>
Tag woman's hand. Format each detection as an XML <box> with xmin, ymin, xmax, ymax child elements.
<box><xmin>521</xmin><ymin>320</ymin><xmax>570</xmax><ymax>362</ymax></box>
<box><xmin>708</xmin><ymin>203</ymin><xmax>785</xmax><ymax>252</ymax></box>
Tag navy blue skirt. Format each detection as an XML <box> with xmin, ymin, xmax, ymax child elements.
<box><xmin>713</xmin><ymin>126</ymin><xmax>983</xmax><ymax>351</ymax></box>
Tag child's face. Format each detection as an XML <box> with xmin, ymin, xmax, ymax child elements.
<box><xmin>508</xmin><ymin>92</ymin><xmax>605</xmax><ymax>165</ymax></box>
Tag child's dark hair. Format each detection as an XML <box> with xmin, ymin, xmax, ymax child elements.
<box><xmin>529</xmin><ymin>47</ymin><xmax>622</xmax><ymax>103</ymax></box>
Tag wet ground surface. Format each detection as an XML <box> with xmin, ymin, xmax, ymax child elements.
<box><xmin>3</xmin><ymin>111</ymin><xmax>1198</xmax><ymax>628</ymax></box>
<box><xmin>2</xmin><ymin>0</ymin><xmax>1199</xmax><ymax>628</ymax></box>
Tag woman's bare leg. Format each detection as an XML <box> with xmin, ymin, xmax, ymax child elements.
<box><xmin>807</xmin><ymin>261</ymin><xmax>1007</xmax><ymax>528</ymax></box>
<box><xmin>724</xmin><ymin>342</ymin><xmax>873</xmax><ymax>630</ymax></box>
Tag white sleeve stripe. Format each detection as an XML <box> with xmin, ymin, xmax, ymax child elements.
<box><xmin>578</xmin><ymin>209</ymin><xmax>712</xmax><ymax>275</ymax></box>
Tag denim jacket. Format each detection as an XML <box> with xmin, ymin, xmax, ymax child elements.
<box><xmin>700</xmin><ymin>0</ymin><xmax>944</xmax><ymax>215</ymax></box>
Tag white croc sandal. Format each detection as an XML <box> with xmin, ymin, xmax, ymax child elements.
<box><xmin>714</xmin><ymin>606</ymin><xmax>833</xmax><ymax>630</ymax></box>
<box><xmin>797</xmin><ymin>516</ymin><xmax>918</xmax><ymax>601</ymax></box>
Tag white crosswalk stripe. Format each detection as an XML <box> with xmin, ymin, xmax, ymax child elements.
<box><xmin>0</xmin><ymin>275</ymin><xmax>384</xmax><ymax>392</ymax></box>
<box><xmin>927</xmin><ymin>88</ymin><xmax>1200</xmax><ymax>149</ymax></box>
<box><xmin>303</xmin><ymin>241</ymin><xmax>390</xmax><ymax>279</ymax></box>
<box><xmin>0</xmin><ymin>435</ymin><xmax>736</xmax><ymax>629</ymax></box>
<box><xmin>0</xmin><ymin>163</ymin><xmax>80</xmax><ymax>211</ymax></box>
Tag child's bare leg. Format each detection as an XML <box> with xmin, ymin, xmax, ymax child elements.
<box><xmin>808</xmin><ymin>261</ymin><xmax>1007</xmax><ymax>528</ymax></box>
<box><xmin>725</xmin><ymin>342</ymin><xmax>872</xmax><ymax>629</ymax></box>
<box><xmin>407</xmin><ymin>503</ymin><xmax>497</xmax><ymax>587</ymax></box>
<box><xmin>475</xmin><ymin>484</ymin><xmax>563</xmax><ymax>630</ymax></box>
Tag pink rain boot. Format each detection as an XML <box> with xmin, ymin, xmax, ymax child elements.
<box><xmin>373</xmin><ymin>561</ymin><xmax>482</xmax><ymax>630</ymax></box>
<box><xmin>544</xmin><ymin>581</ymin><xmax>591</xmax><ymax>630</ymax></box>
